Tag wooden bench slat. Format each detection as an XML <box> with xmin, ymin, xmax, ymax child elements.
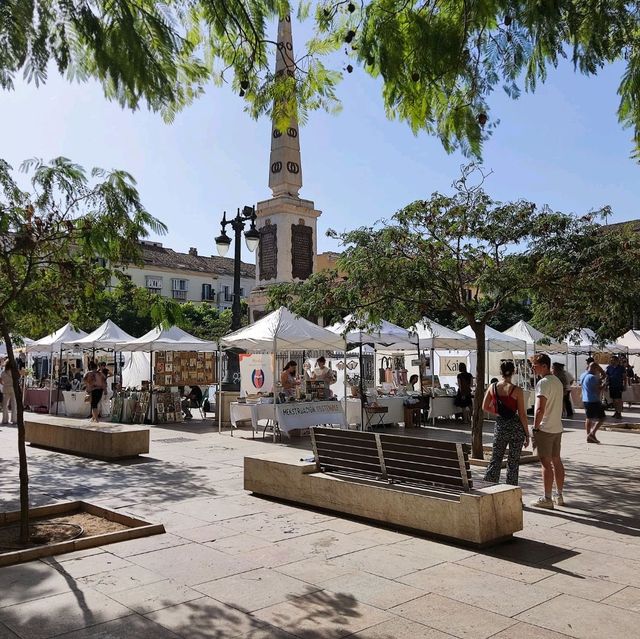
<box><xmin>383</xmin><ymin>458</ymin><xmax>471</xmax><ymax>478</ymax></box>
<box><xmin>380</xmin><ymin>448</ymin><xmax>461</xmax><ymax>466</ymax></box>
<box><xmin>380</xmin><ymin>435</ymin><xmax>471</xmax><ymax>454</ymax></box>
<box><xmin>315</xmin><ymin>440</ymin><xmax>380</xmax><ymax>455</ymax></box>
<box><xmin>318</xmin><ymin>459</ymin><xmax>383</xmax><ymax>476</ymax></box>
<box><xmin>317</xmin><ymin>451</ymin><xmax>383</xmax><ymax>467</ymax></box>
<box><xmin>384</xmin><ymin>461</ymin><xmax>472</xmax><ymax>481</ymax></box>
<box><xmin>380</xmin><ymin>440</ymin><xmax>463</xmax><ymax>457</ymax></box>
<box><xmin>386</xmin><ymin>469</ymin><xmax>468</xmax><ymax>488</ymax></box>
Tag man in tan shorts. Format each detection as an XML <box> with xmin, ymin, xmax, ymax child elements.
<box><xmin>530</xmin><ymin>353</ymin><xmax>565</xmax><ymax>509</ymax></box>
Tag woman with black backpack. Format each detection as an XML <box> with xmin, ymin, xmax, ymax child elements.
<box><xmin>482</xmin><ymin>361</ymin><xmax>531</xmax><ymax>485</ymax></box>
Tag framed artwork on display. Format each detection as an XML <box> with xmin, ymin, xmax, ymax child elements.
<box><xmin>157</xmin><ymin>402</ymin><xmax>164</xmax><ymax>413</ymax></box>
<box><xmin>156</xmin><ymin>362</ymin><xmax>165</xmax><ymax>373</ymax></box>
<box><xmin>205</xmin><ymin>352</ymin><xmax>213</xmax><ymax>360</ymax></box>
<box><xmin>156</xmin><ymin>351</ymin><xmax>166</xmax><ymax>361</ymax></box>
<box><xmin>189</xmin><ymin>358</ymin><xmax>196</xmax><ymax>368</ymax></box>
<box><xmin>166</xmin><ymin>352</ymin><xmax>173</xmax><ymax>362</ymax></box>
<box><xmin>164</xmin><ymin>374</ymin><xmax>172</xmax><ymax>386</ymax></box>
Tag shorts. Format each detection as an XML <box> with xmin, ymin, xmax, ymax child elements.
<box><xmin>534</xmin><ymin>430</ymin><xmax>562</xmax><ymax>458</ymax></box>
<box><xmin>584</xmin><ymin>401</ymin><xmax>605</xmax><ymax>419</ymax></box>
<box><xmin>90</xmin><ymin>388</ymin><xmax>104</xmax><ymax>409</ymax></box>
<box><xmin>609</xmin><ymin>386</ymin><xmax>623</xmax><ymax>400</ymax></box>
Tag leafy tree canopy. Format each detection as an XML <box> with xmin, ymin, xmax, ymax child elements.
<box><xmin>268</xmin><ymin>164</ymin><xmax>640</xmax><ymax>456</ymax></box>
<box><xmin>2</xmin><ymin>1</ymin><xmax>640</xmax><ymax>158</ymax></box>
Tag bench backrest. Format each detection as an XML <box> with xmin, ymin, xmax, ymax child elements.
<box><xmin>311</xmin><ymin>427</ymin><xmax>472</xmax><ymax>491</ymax></box>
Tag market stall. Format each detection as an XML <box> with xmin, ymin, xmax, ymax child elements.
<box><xmin>28</xmin><ymin>322</ymin><xmax>88</xmax><ymax>412</ymax></box>
<box><xmin>221</xmin><ymin>307</ymin><xmax>346</xmax><ymax>437</ymax></box>
<box><xmin>120</xmin><ymin>326</ymin><xmax>219</xmax><ymax>424</ymax></box>
<box><xmin>564</xmin><ymin>328</ymin><xmax>627</xmax><ymax>379</ymax></box>
<box><xmin>328</xmin><ymin>314</ymin><xmax>420</xmax><ymax>427</ymax></box>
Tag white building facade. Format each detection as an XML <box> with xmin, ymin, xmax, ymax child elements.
<box><xmin>120</xmin><ymin>241</ymin><xmax>255</xmax><ymax>312</ymax></box>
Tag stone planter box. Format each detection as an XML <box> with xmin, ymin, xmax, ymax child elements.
<box><xmin>0</xmin><ymin>501</ymin><xmax>164</xmax><ymax>567</ymax></box>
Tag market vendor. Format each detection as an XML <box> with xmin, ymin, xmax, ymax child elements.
<box><xmin>312</xmin><ymin>357</ymin><xmax>336</xmax><ymax>397</ymax></box>
<box><xmin>182</xmin><ymin>385</ymin><xmax>203</xmax><ymax>420</ymax></box>
<box><xmin>280</xmin><ymin>361</ymin><xmax>300</xmax><ymax>398</ymax></box>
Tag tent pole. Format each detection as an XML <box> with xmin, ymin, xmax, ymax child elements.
<box><xmin>417</xmin><ymin>338</ymin><xmax>424</xmax><ymax>427</ymax></box>
<box><xmin>55</xmin><ymin>345</ymin><xmax>63</xmax><ymax>415</ymax></box>
<box><xmin>149</xmin><ymin>349</ymin><xmax>153</xmax><ymax>424</ymax></box>
<box><xmin>359</xmin><ymin>342</ymin><xmax>364</xmax><ymax>431</ymax></box>
<box><xmin>342</xmin><ymin>339</ymin><xmax>348</xmax><ymax>426</ymax></box>
<box><xmin>431</xmin><ymin>346</ymin><xmax>435</xmax><ymax>427</ymax></box>
<box><xmin>217</xmin><ymin>347</ymin><xmax>223</xmax><ymax>435</ymax></box>
<box><xmin>273</xmin><ymin>336</ymin><xmax>278</xmax><ymax>442</ymax></box>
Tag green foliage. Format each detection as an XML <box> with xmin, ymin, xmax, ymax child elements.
<box><xmin>0</xmin><ymin>156</ymin><xmax>167</xmax><ymax>339</ymax></box>
<box><xmin>2</xmin><ymin>2</ymin><xmax>640</xmax><ymax>157</ymax></box>
<box><xmin>177</xmin><ymin>302</ymin><xmax>234</xmax><ymax>341</ymax></box>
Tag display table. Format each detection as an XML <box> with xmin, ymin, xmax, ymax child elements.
<box><xmin>24</xmin><ymin>388</ymin><xmax>62</xmax><ymax>412</ymax></box>
<box><xmin>428</xmin><ymin>396</ymin><xmax>457</xmax><ymax>420</ymax></box>
<box><xmin>343</xmin><ymin>397</ymin><xmax>406</xmax><ymax>427</ymax></box>
<box><xmin>276</xmin><ymin>401</ymin><xmax>346</xmax><ymax>433</ymax></box>
<box><xmin>230</xmin><ymin>402</ymin><xmax>275</xmax><ymax>434</ymax></box>
<box><xmin>230</xmin><ymin>400</ymin><xmax>346</xmax><ymax>436</ymax></box>
<box><xmin>62</xmin><ymin>391</ymin><xmax>91</xmax><ymax>418</ymax></box>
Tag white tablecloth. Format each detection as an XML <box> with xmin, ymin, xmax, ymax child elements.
<box><xmin>343</xmin><ymin>397</ymin><xmax>405</xmax><ymax>426</ymax></box>
<box><xmin>230</xmin><ymin>402</ymin><xmax>275</xmax><ymax>432</ymax></box>
<box><xmin>230</xmin><ymin>401</ymin><xmax>346</xmax><ymax>435</ymax></box>
<box><xmin>63</xmin><ymin>391</ymin><xmax>91</xmax><ymax>418</ymax></box>
<box><xmin>428</xmin><ymin>396</ymin><xmax>457</xmax><ymax>419</ymax></box>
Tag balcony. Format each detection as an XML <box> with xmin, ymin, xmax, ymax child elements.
<box><xmin>172</xmin><ymin>290</ymin><xmax>188</xmax><ymax>301</ymax></box>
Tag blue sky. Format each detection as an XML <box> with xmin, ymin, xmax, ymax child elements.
<box><xmin>1</xmin><ymin>19</ymin><xmax>638</xmax><ymax>265</ymax></box>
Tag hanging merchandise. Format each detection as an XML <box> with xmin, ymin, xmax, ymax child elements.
<box><xmin>384</xmin><ymin>358</ymin><xmax>394</xmax><ymax>384</ymax></box>
<box><xmin>379</xmin><ymin>356</ymin><xmax>389</xmax><ymax>384</ymax></box>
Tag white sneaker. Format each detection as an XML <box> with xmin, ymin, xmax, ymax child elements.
<box><xmin>530</xmin><ymin>496</ymin><xmax>554</xmax><ymax>510</ymax></box>
<box><xmin>554</xmin><ymin>493</ymin><xmax>565</xmax><ymax>506</ymax></box>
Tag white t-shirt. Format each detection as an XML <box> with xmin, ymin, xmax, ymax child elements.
<box><xmin>536</xmin><ymin>374</ymin><xmax>564</xmax><ymax>433</ymax></box>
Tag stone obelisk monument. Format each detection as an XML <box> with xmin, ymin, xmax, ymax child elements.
<box><xmin>248</xmin><ymin>13</ymin><xmax>321</xmax><ymax>322</ymax></box>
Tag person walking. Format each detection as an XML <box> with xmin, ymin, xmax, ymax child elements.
<box><xmin>83</xmin><ymin>361</ymin><xmax>106</xmax><ymax>423</ymax></box>
<box><xmin>530</xmin><ymin>353</ymin><xmax>565</xmax><ymax>509</ymax></box>
<box><xmin>482</xmin><ymin>361</ymin><xmax>530</xmax><ymax>485</ymax></box>
<box><xmin>579</xmin><ymin>361</ymin><xmax>606</xmax><ymax>443</ymax></box>
<box><xmin>1</xmin><ymin>361</ymin><xmax>17</xmax><ymax>425</ymax></box>
<box><xmin>605</xmin><ymin>355</ymin><xmax>627</xmax><ymax>419</ymax></box>
<box><xmin>552</xmin><ymin>362</ymin><xmax>574</xmax><ymax>418</ymax></box>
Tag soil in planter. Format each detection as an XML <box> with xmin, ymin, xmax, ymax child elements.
<box><xmin>0</xmin><ymin>512</ymin><xmax>129</xmax><ymax>552</ymax></box>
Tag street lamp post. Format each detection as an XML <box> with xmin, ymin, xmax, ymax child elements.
<box><xmin>215</xmin><ymin>205</ymin><xmax>259</xmax><ymax>390</ymax></box>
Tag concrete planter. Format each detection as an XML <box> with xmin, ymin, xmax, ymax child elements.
<box><xmin>0</xmin><ymin>501</ymin><xmax>164</xmax><ymax>567</ymax></box>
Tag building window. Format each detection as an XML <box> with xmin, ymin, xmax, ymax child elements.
<box><xmin>239</xmin><ymin>287</ymin><xmax>244</xmax><ymax>298</ymax></box>
<box><xmin>145</xmin><ymin>276</ymin><xmax>163</xmax><ymax>294</ymax></box>
<box><xmin>202</xmin><ymin>284</ymin><xmax>215</xmax><ymax>301</ymax></box>
<box><xmin>223</xmin><ymin>285</ymin><xmax>233</xmax><ymax>302</ymax></box>
<box><xmin>172</xmin><ymin>290</ymin><xmax>188</xmax><ymax>300</ymax></box>
<box><xmin>171</xmin><ymin>278</ymin><xmax>189</xmax><ymax>292</ymax></box>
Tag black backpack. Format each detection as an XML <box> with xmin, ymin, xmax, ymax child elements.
<box><xmin>493</xmin><ymin>383</ymin><xmax>517</xmax><ymax>418</ymax></box>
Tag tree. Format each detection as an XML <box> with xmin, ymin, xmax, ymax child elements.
<box><xmin>2</xmin><ymin>2</ymin><xmax>640</xmax><ymax>158</ymax></box>
<box><xmin>0</xmin><ymin>156</ymin><xmax>166</xmax><ymax>543</ymax></box>
<box><xmin>178</xmin><ymin>302</ymin><xmax>235</xmax><ymax>342</ymax></box>
<box><xmin>268</xmin><ymin>165</ymin><xmax>625</xmax><ymax>459</ymax></box>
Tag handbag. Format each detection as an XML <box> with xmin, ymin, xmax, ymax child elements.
<box><xmin>379</xmin><ymin>357</ymin><xmax>389</xmax><ymax>384</ymax></box>
<box><xmin>493</xmin><ymin>383</ymin><xmax>516</xmax><ymax>418</ymax></box>
<box><xmin>84</xmin><ymin>392</ymin><xmax>91</xmax><ymax>403</ymax></box>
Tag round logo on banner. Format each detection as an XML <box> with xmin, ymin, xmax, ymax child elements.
<box><xmin>252</xmin><ymin>369</ymin><xmax>265</xmax><ymax>389</ymax></box>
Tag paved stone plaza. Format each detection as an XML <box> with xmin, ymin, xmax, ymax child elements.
<box><xmin>1</xmin><ymin>410</ymin><xmax>639</xmax><ymax>639</ymax></box>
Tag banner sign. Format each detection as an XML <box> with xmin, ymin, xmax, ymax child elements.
<box><xmin>276</xmin><ymin>401</ymin><xmax>346</xmax><ymax>432</ymax></box>
<box><xmin>439</xmin><ymin>356</ymin><xmax>468</xmax><ymax>375</ymax></box>
<box><xmin>239</xmin><ymin>353</ymin><xmax>274</xmax><ymax>395</ymax></box>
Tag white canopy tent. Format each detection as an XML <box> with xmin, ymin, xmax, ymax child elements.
<box><xmin>0</xmin><ymin>336</ymin><xmax>35</xmax><ymax>357</ymax></box>
<box><xmin>617</xmin><ymin>329</ymin><xmax>640</xmax><ymax>371</ymax></box>
<box><xmin>28</xmin><ymin>323</ymin><xmax>89</xmax><ymax>410</ymax></box>
<box><xmin>121</xmin><ymin>325</ymin><xmax>219</xmax><ymax>353</ymax></box>
<box><xmin>504</xmin><ymin>320</ymin><xmax>567</xmax><ymax>353</ymax></box>
<box><xmin>328</xmin><ymin>314</ymin><xmax>418</xmax><ymax>351</ymax></box>
<box><xmin>221</xmin><ymin>307</ymin><xmax>347</xmax><ymax>434</ymax></box>
<box><xmin>222</xmin><ymin>307</ymin><xmax>345</xmax><ymax>352</ymax></box>
<box><xmin>564</xmin><ymin>328</ymin><xmax>626</xmax><ymax>354</ymax></box>
<box><xmin>405</xmin><ymin>318</ymin><xmax>476</xmax><ymax>388</ymax></box>
<box><xmin>64</xmin><ymin>319</ymin><xmax>135</xmax><ymax>350</ymax></box>
<box><xmin>29</xmin><ymin>322</ymin><xmax>88</xmax><ymax>354</ymax></box>
<box><xmin>458</xmin><ymin>325</ymin><xmax>528</xmax><ymax>385</ymax></box>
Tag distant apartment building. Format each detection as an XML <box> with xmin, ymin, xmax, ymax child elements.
<box><xmin>119</xmin><ymin>241</ymin><xmax>256</xmax><ymax>311</ymax></box>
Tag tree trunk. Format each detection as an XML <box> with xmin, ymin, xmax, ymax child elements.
<box><xmin>0</xmin><ymin>322</ymin><xmax>30</xmax><ymax>543</ymax></box>
<box><xmin>471</xmin><ymin>323</ymin><xmax>486</xmax><ymax>459</ymax></box>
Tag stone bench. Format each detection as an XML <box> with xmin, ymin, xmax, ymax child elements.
<box><xmin>244</xmin><ymin>429</ymin><xmax>523</xmax><ymax>547</ymax></box>
<box><xmin>25</xmin><ymin>417</ymin><xmax>149</xmax><ymax>460</ymax></box>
